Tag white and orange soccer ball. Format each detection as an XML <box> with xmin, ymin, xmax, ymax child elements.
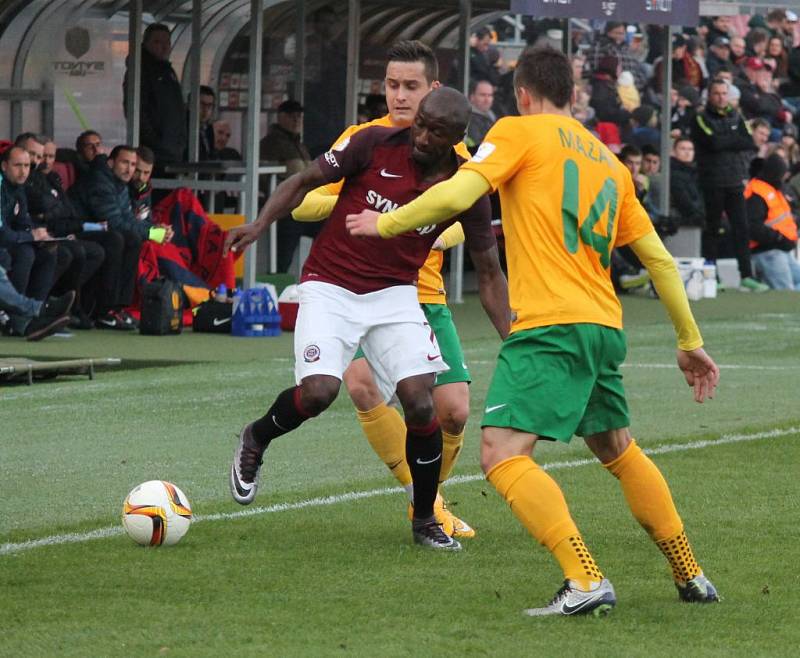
<box><xmin>121</xmin><ymin>480</ymin><xmax>192</xmax><ymax>546</ymax></box>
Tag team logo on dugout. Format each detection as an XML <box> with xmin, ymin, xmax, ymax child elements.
<box><xmin>304</xmin><ymin>344</ymin><xmax>321</xmax><ymax>363</ymax></box>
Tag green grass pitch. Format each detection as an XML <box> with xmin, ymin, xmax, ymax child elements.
<box><xmin>1</xmin><ymin>291</ymin><xmax>799</xmax><ymax>657</ymax></box>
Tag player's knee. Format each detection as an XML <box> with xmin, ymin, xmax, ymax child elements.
<box><xmin>299</xmin><ymin>377</ymin><xmax>339</xmax><ymax>416</ymax></box>
<box><xmin>401</xmin><ymin>396</ymin><xmax>436</xmax><ymax>428</ymax></box>
<box><xmin>438</xmin><ymin>404</ymin><xmax>469</xmax><ymax>435</ymax></box>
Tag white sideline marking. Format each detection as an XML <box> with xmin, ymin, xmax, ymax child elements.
<box><xmin>2</xmin><ymin>426</ymin><xmax>797</xmax><ymax>557</ymax></box>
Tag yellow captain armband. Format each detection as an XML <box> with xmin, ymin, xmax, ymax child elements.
<box><xmin>292</xmin><ymin>187</ymin><xmax>338</xmax><ymax>222</ymax></box>
<box><xmin>377</xmin><ymin>169</ymin><xmax>491</xmax><ymax>238</ymax></box>
<box><xmin>628</xmin><ymin>231</ymin><xmax>704</xmax><ymax>351</ymax></box>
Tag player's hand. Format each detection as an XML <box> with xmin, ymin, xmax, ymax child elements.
<box><xmin>224</xmin><ymin>223</ymin><xmax>261</xmax><ymax>256</ymax></box>
<box><xmin>676</xmin><ymin>347</ymin><xmax>719</xmax><ymax>403</ymax></box>
<box><xmin>345</xmin><ymin>209</ymin><xmax>381</xmax><ymax>237</ymax></box>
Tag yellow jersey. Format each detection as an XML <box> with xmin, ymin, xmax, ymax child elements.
<box><xmin>326</xmin><ymin>114</ymin><xmax>471</xmax><ymax>304</ymax></box>
<box><xmin>461</xmin><ymin>114</ymin><xmax>653</xmax><ymax>333</ymax></box>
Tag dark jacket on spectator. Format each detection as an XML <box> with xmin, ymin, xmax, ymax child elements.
<box><xmin>70</xmin><ymin>156</ymin><xmax>153</xmax><ymax>240</ymax></box>
<box><xmin>746</xmin><ymin>154</ymin><xmax>797</xmax><ymax>252</ymax></box>
<box><xmin>260</xmin><ymin>124</ymin><xmax>311</xmax><ymax>179</ymax></box>
<box><xmin>691</xmin><ymin>104</ymin><xmax>755</xmax><ymax>188</ymax></box>
<box><xmin>738</xmin><ymin>80</ymin><xmax>787</xmax><ymax>126</ymax></box>
<box><xmin>0</xmin><ymin>176</ymin><xmax>36</xmax><ymax>247</ymax></box>
<box><xmin>124</xmin><ymin>48</ymin><xmax>187</xmax><ymax>164</ymax></box>
<box><xmin>24</xmin><ymin>169</ymin><xmax>84</xmax><ymax>237</ymax></box>
<box><xmin>669</xmin><ymin>157</ymin><xmax>705</xmax><ymax>226</ymax></box>
<box><xmin>589</xmin><ymin>73</ymin><xmax>631</xmax><ymax>126</ymax></box>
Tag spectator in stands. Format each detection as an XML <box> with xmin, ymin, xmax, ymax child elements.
<box><xmin>765</xmin><ymin>9</ymin><xmax>796</xmax><ymax>51</ymax></box>
<box><xmin>71</xmin><ymin>145</ymin><xmax>169</xmax><ymax>329</ymax></box>
<box><xmin>765</xmin><ymin>36</ymin><xmax>789</xmax><ymax>79</ymax></box>
<box><xmin>740</xmin><ymin>58</ymin><xmax>791</xmax><ymax>130</ymax></box>
<box><xmin>670</xmin><ymin>136</ymin><xmax>705</xmax><ymax>228</ymax></box>
<box><xmin>620</xmin><ymin>144</ymin><xmax>658</xmax><ymax>217</ymax></box>
<box><xmin>260</xmin><ymin>100</ymin><xmax>315</xmax><ymax>272</ymax></box>
<box><xmin>653</xmin><ymin>33</ymin><xmax>704</xmax><ymax>92</ymax></box>
<box><xmin>730</xmin><ymin>36</ymin><xmax>747</xmax><ymax>69</ymax></box>
<box><xmin>469</xmin><ymin>27</ymin><xmax>500</xmax><ymax>88</ymax></box>
<box><xmin>589</xmin><ymin>55</ymin><xmax>631</xmax><ymax>128</ymax></box>
<box><xmin>706</xmin><ymin>16</ymin><xmax>733</xmax><ymax>47</ymax></box>
<box><xmin>124</xmin><ymin>23</ymin><xmax>187</xmax><ymax>168</ymax></box>
<box><xmin>745</xmin><ymin>28</ymin><xmax>770</xmax><ymax>59</ymax></box>
<box><xmin>20</xmin><ymin>133</ymin><xmax>104</xmax><ymax>329</ymax></box>
<box><xmin>780</xmin><ymin>123</ymin><xmax>800</xmax><ymax>168</ymax></box>
<box><xmin>630</xmin><ymin>105</ymin><xmax>661</xmax><ymax>150</ymax></box>
<box><xmin>750</xmin><ymin>117</ymin><xmax>772</xmax><ymax>157</ymax></box>
<box><xmin>642</xmin><ymin>143</ymin><xmax>662</xmax><ymax>202</ymax></box>
<box><xmin>616</xmin><ymin>70</ymin><xmax>641</xmax><ymax>112</ymax></box>
<box><xmin>465</xmin><ymin>80</ymin><xmax>496</xmax><ymax>152</ymax></box>
<box><xmin>692</xmin><ymin>78</ymin><xmax>767</xmax><ymax>292</ymax></box>
<box><xmin>0</xmin><ymin>146</ymin><xmax>56</xmax><ymax>301</ymax></box>
<box><xmin>706</xmin><ymin>37</ymin><xmax>732</xmax><ymax>79</ymax></box>
<box><xmin>671</xmin><ymin>84</ymin><xmax>700</xmax><ymax>137</ymax></box>
<box><xmin>0</xmin><ymin>254</ymin><xmax>74</xmax><ymax>340</ymax></box>
<box><xmin>585</xmin><ymin>22</ymin><xmax>647</xmax><ymax>92</ymax></box>
<box><xmin>745</xmin><ymin>152</ymin><xmax>800</xmax><ymax>289</ymax></box>
<box><xmin>212</xmin><ymin>120</ymin><xmax>241</xmax><ymax>160</ymax></box>
<box><xmin>197</xmin><ymin>85</ymin><xmax>216</xmax><ymax>160</ymax></box>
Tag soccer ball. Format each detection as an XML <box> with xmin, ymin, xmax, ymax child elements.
<box><xmin>122</xmin><ymin>480</ymin><xmax>192</xmax><ymax>546</ymax></box>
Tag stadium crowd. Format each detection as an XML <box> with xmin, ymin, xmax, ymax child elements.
<box><xmin>2</xmin><ymin>13</ymin><xmax>800</xmax><ymax>342</ymax></box>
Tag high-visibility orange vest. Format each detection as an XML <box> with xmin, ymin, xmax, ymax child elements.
<box><xmin>744</xmin><ymin>178</ymin><xmax>798</xmax><ymax>249</ymax></box>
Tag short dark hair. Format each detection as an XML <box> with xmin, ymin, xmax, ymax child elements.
<box><xmin>199</xmin><ymin>85</ymin><xmax>215</xmax><ymax>99</ymax></box>
<box><xmin>513</xmin><ymin>46</ymin><xmax>573</xmax><ymax>109</ymax></box>
<box><xmin>14</xmin><ymin>132</ymin><xmax>42</xmax><ymax>147</ymax></box>
<box><xmin>109</xmin><ymin>144</ymin><xmax>136</xmax><ymax>161</ymax></box>
<box><xmin>136</xmin><ymin>145</ymin><xmax>155</xmax><ymax>165</ymax></box>
<box><xmin>642</xmin><ymin>144</ymin><xmax>660</xmax><ymax>157</ymax></box>
<box><xmin>619</xmin><ymin>144</ymin><xmax>642</xmax><ymax>161</ymax></box>
<box><xmin>76</xmin><ymin>130</ymin><xmax>101</xmax><ymax>151</ymax></box>
<box><xmin>474</xmin><ymin>26</ymin><xmax>492</xmax><ymax>40</ymax></box>
<box><xmin>143</xmin><ymin>23</ymin><xmax>170</xmax><ymax>44</ymax></box>
<box><xmin>386</xmin><ymin>40</ymin><xmax>438</xmax><ymax>84</ymax></box>
<box><xmin>468</xmin><ymin>79</ymin><xmax>493</xmax><ymax>96</ymax></box>
<box><xmin>673</xmin><ymin>136</ymin><xmax>693</xmax><ymax>149</ymax></box>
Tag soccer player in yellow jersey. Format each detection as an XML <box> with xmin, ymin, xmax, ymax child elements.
<box><xmin>347</xmin><ymin>46</ymin><xmax>721</xmax><ymax>616</ymax></box>
<box><xmin>293</xmin><ymin>40</ymin><xmax>484</xmax><ymax>537</ymax></box>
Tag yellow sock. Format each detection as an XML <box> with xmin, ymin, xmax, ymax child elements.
<box><xmin>487</xmin><ymin>455</ymin><xmax>602</xmax><ymax>589</ymax></box>
<box><xmin>357</xmin><ymin>403</ymin><xmax>412</xmax><ymax>487</ymax></box>
<box><xmin>604</xmin><ymin>440</ymin><xmax>701</xmax><ymax>583</ymax></box>
<box><xmin>439</xmin><ymin>429</ymin><xmax>464</xmax><ymax>483</ymax></box>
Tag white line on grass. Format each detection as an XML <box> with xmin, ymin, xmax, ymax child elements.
<box><xmin>2</xmin><ymin>425</ymin><xmax>797</xmax><ymax>557</ymax></box>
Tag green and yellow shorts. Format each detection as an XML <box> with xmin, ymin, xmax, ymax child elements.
<box><xmin>353</xmin><ymin>302</ymin><xmax>470</xmax><ymax>387</ymax></box>
<box><xmin>481</xmin><ymin>324</ymin><xmax>629</xmax><ymax>443</ymax></box>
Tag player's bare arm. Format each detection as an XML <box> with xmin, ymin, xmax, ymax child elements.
<box><xmin>470</xmin><ymin>244</ymin><xmax>510</xmax><ymax>339</ymax></box>
<box><xmin>223</xmin><ymin>162</ymin><xmax>327</xmax><ymax>255</ymax></box>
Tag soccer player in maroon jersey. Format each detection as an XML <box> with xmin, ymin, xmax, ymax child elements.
<box><xmin>225</xmin><ymin>88</ymin><xmax>509</xmax><ymax>550</ymax></box>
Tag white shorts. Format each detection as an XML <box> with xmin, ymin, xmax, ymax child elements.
<box><xmin>294</xmin><ymin>281</ymin><xmax>448</xmax><ymax>401</ymax></box>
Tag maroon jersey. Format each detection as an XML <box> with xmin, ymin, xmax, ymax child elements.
<box><xmin>303</xmin><ymin>126</ymin><xmax>494</xmax><ymax>294</ymax></box>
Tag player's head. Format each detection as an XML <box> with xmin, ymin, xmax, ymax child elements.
<box><xmin>385</xmin><ymin>40</ymin><xmax>440</xmax><ymax>127</ymax></box>
<box><xmin>410</xmin><ymin>87</ymin><xmax>469</xmax><ymax>167</ymax></box>
<box><xmin>513</xmin><ymin>46</ymin><xmax>574</xmax><ymax>115</ymax></box>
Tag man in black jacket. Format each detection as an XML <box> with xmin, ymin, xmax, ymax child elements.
<box><xmin>123</xmin><ymin>23</ymin><xmax>187</xmax><ymax>167</ymax></box>
<box><xmin>21</xmin><ymin>133</ymin><xmax>104</xmax><ymax>328</ymax></box>
<box><xmin>669</xmin><ymin>137</ymin><xmax>705</xmax><ymax>228</ymax></box>
<box><xmin>70</xmin><ymin>145</ymin><xmax>170</xmax><ymax>329</ymax></box>
<box><xmin>0</xmin><ymin>147</ymin><xmax>56</xmax><ymax>301</ymax></box>
<box><xmin>691</xmin><ymin>78</ymin><xmax>768</xmax><ymax>292</ymax></box>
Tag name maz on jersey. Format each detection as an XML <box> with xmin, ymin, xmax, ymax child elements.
<box><xmin>366</xmin><ymin>190</ymin><xmax>399</xmax><ymax>212</ymax></box>
<box><xmin>557</xmin><ymin>127</ymin><xmax>613</xmax><ymax>167</ymax></box>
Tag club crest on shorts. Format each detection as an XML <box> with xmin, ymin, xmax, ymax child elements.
<box><xmin>303</xmin><ymin>344</ymin><xmax>321</xmax><ymax>363</ymax></box>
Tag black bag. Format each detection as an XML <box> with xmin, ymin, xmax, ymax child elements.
<box><xmin>192</xmin><ymin>299</ymin><xmax>233</xmax><ymax>333</ymax></box>
<box><xmin>139</xmin><ymin>278</ymin><xmax>183</xmax><ymax>335</ymax></box>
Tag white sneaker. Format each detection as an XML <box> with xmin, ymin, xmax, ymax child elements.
<box><xmin>523</xmin><ymin>579</ymin><xmax>616</xmax><ymax>617</ymax></box>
